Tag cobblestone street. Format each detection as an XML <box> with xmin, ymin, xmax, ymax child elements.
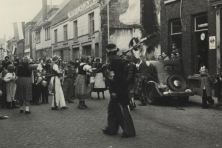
<box><xmin>1</xmin><ymin>93</ymin><xmax>222</xmax><ymax>148</ymax></box>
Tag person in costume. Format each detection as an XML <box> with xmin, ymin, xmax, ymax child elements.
<box><xmin>50</xmin><ymin>56</ymin><xmax>68</xmax><ymax>110</ymax></box>
<box><xmin>103</xmin><ymin>43</ymin><xmax>136</xmax><ymax>138</ymax></box>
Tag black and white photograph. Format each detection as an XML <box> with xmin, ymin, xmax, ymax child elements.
<box><xmin>0</xmin><ymin>0</ymin><xmax>222</xmax><ymax>147</ymax></box>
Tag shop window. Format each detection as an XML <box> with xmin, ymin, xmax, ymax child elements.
<box><xmin>83</xmin><ymin>45</ymin><xmax>92</xmax><ymax>56</ymax></box>
<box><xmin>88</xmin><ymin>12</ymin><xmax>95</xmax><ymax>35</ymax></box>
<box><xmin>169</xmin><ymin>19</ymin><xmax>182</xmax><ymax>54</ymax></box>
<box><xmin>73</xmin><ymin>20</ymin><xmax>78</xmax><ymax>39</ymax></box>
<box><xmin>194</xmin><ymin>13</ymin><xmax>208</xmax><ymax>32</ymax></box>
<box><xmin>54</xmin><ymin>29</ymin><xmax>58</xmax><ymax>43</ymax></box>
<box><xmin>63</xmin><ymin>25</ymin><xmax>68</xmax><ymax>41</ymax></box>
<box><xmin>45</xmin><ymin>27</ymin><xmax>50</xmax><ymax>41</ymax></box>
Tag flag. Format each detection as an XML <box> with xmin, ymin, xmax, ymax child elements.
<box><xmin>119</xmin><ymin>0</ymin><xmax>141</xmax><ymax>25</ymax></box>
<box><xmin>13</xmin><ymin>22</ymin><xmax>25</xmax><ymax>40</ymax></box>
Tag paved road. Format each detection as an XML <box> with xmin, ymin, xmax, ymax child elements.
<box><xmin>0</xmin><ymin>92</ymin><xmax>222</xmax><ymax>148</ymax></box>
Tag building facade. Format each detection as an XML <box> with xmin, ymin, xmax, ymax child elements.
<box><xmin>161</xmin><ymin>0</ymin><xmax>218</xmax><ymax>76</ymax></box>
<box><xmin>50</xmin><ymin>0</ymin><xmax>145</xmax><ymax>61</ymax></box>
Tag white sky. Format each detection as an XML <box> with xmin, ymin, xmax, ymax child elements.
<box><xmin>0</xmin><ymin>0</ymin><xmax>64</xmax><ymax>39</ymax></box>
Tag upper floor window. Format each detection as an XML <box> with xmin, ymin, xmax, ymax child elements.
<box><xmin>45</xmin><ymin>27</ymin><xmax>50</xmax><ymax>41</ymax></box>
<box><xmin>169</xmin><ymin>19</ymin><xmax>182</xmax><ymax>55</ymax></box>
<box><xmin>170</xmin><ymin>19</ymin><xmax>182</xmax><ymax>35</ymax></box>
<box><xmin>63</xmin><ymin>25</ymin><xmax>68</xmax><ymax>41</ymax></box>
<box><xmin>88</xmin><ymin>12</ymin><xmax>95</xmax><ymax>35</ymax></box>
<box><xmin>194</xmin><ymin>14</ymin><xmax>208</xmax><ymax>32</ymax></box>
<box><xmin>54</xmin><ymin>29</ymin><xmax>58</xmax><ymax>43</ymax></box>
<box><xmin>73</xmin><ymin>20</ymin><xmax>78</xmax><ymax>39</ymax></box>
<box><xmin>36</xmin><ymin>31</ymin><xmax>41</xmax><ymax>43</ymax></box>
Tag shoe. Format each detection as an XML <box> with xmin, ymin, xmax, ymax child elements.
<box><xmin>82</xmin><ymin>104</ymin><xmax>88</xmax><ymax>109</ymax></box>
<box><xmin>215</xmin><ymin>103</ymin><xmax>222</xmax><ymax>107</ymax></box>
<box><xmin>0</xmin><ymin>115</ymin><xmax>9</xmax><ymax>119</ymax></box>
<box><xmin>78</xmin><ymin>104</ymin><xmax>85</xmax><ymax>109</ymax></box>
<box><xmin>51</xmin><ymin>107</ymin><xmax>59</xmax><ymax>110</ymax></box>
<box><xmin>202</xmin><ymin>105</ymin><xmax>209</xmax><ymax>109</ymax></box>
<box><xmin>25</xmin><ymin>111</ymin><xmax>31</xmax><ymax>114</ymax></box>
<box><xmin>208</xmin><ymin>98</ymin><xmax>214</xmax><ymax>105</ymax></box>
<box><xmin>61</xmin><ymin>106</ymin><xmax>68</xmax><ymax>110</ymax></box>
<box><xmin>68</xmin><ymin>100</ymin><xmax>74</xmax><ymax>103</ymax></box>
<box><xmin>138</xmin><ymin>103</ymin><xmax>147</xmax><ymax>106</ymax></box>
<box><xmin>102</xmin><ymin>129</ymin><xmax>117</xmax><ymax>136</ymax></box>
<box><xmin>121</xmin><ymin>133</ymin><xmax>135</xmax><ymax>138</ymax></box>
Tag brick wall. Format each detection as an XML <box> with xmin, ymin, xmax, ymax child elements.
<box><xmin>161</xmin><ymin>0</ymin><xmax>216</xmax><ymax>75</ymax></box>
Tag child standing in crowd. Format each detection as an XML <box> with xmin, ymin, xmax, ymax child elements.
<box><xmin>92</xmin><ymin>58</ymin><xmax>106</xmax><ymax>99</ymax></box>
<box><xmin>3</xmin><ymin>64</ymin><xmax>17</xmax><ymax>109</ymax></box>
<box><xmin>32</xmin><ymin>71</ymin><xmax>43</xmax><ymax>105</ymax></box>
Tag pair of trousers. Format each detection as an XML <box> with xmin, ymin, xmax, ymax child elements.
<box><xmin>106</xmin><ymin>98</ymin><xmax>136</xmax><ymax>136</ymax></box>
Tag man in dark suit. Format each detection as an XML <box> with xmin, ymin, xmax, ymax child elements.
<box><xmin>103</xmin><ymin>44</ymin><xmax>136</xmax><ymax>138</ymax></box>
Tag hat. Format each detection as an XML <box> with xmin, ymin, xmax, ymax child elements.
<box><xmin>52</xmin><ymin>56</ymin><xmax>59</xmax><ymax>62</ymax></box>
<box><xmin>106</xmin><ymin>44</ymin><xmax>119</xmax><ymax>53</ymax></box>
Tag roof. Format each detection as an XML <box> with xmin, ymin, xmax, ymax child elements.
<box><xmin>51</xmin><ymin>0</ymin><xmax>89</xmax><ymax>26</ymax></box>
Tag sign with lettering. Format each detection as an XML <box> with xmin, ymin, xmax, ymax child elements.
<box><xmin>209</xmin><ymin>36</ymin><xmax>216</xmax><ymax>50</ymax></box>
<box><xmin>68</xmin><ymin>0</ymin><xmax>99</xmax><ymax>18</ymax></box>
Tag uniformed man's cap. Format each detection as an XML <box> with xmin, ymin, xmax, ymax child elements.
<box><xmin>106</xmin><ymin>43</ymin><xmax>119</xmax><ymax>53</ymax></box>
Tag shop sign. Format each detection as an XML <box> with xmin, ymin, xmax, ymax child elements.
<box><xmin>68</xmin><ymin>0</ymin><xmax>98</xmax><ymax>18</ymax></box>
<box><xmin>209</xmin><ymin>36</ymin><xmax>216</xmax><ymax>49</ymax></box>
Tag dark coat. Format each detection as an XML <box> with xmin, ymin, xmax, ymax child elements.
<box><xmin>108</xmin><ymin>55</ymin><xmax>133</xmax><ymax>105</ymax></box>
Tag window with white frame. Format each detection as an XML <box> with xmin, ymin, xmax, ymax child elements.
<box><xmin>45</xmin><ymin>27</ymin><xmax>50</xmax><ymax>41</ymax></box>
<box><xmin>194</xmin><ymin>13</ymin><xmax>208</xmax><ymax>32</ymax></box>
<box><xmin>169</xmin><ymin>19</ymin><xmax>182</xmax><ymax>53</ymax></box>
<box><xmin>88</xmin><ymin>12</ymin><xmax>95</xmax><ymax>35</ymax></box>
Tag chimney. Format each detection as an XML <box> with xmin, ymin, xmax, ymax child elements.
<box><xmin>42</xmin><ymin>0</ymin><xmax>47</xmax><ymax>21</ymax></box>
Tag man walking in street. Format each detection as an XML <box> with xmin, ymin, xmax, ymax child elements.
<box><xmin>103</xmin><ymin>43</ymin><xmax>136</xmax><ymax>138</ymax></box>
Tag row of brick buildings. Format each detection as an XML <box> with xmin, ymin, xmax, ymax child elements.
<box><xmin>9</xmin><ymin>0</ymin><xmax>159</xmax><ymax>62</ymax></box>
<box><xmin>161</xmin><ymin>0</ymin><xmax>222</xmax><ymax>76</ymax></box>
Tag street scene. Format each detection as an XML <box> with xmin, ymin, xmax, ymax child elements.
<box><xmin>1</xmin><ymin>0</ymin><xmax>222</xmax><ymax>148</ymax></box>
<box><xmin>1</xmin><ymin>94</ymin><xmax>222</xmax><ymax>148</ymax></box>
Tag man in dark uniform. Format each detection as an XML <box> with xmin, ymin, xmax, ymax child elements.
<box><xmin>103</xmin><ymin>44</ymin><xmax>136</xmax><ymax>138</ymax></box>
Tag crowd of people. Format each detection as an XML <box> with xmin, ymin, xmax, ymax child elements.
<box><xmin>0</xmin><ymin>38</ymin><xmax>158</xmax><ymax>138</ymax></box>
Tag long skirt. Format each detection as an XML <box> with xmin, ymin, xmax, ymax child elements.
<box><xmin>75</xmin><ymin>74</ymin><xmax>89</xmax><ymax>98</ymax></box>
<box><xmin>50</xmin><ymin>76</ymin><xmax>66</xmax><ymax>108</ymax></box>
<box><xmin>62</xmin><ymin>77</ymin><xmax>75</xmax><ymax>100</ymax></box>
<box><xmin>6</xmin><ymin>82</ymin><xmax>16</xmax><ymax>102</ymax></box>
<box><xmin>16</xmin><ymin>77</ymin><xmax>32</xmax><ymax>104</ymax></box>
<box><xmin>94</xmin><ymin>73</ymin><xmax>106</xmax><ymax>91</ymax></box>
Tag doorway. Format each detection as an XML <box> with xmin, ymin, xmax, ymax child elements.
<box><xmin>193</xmin><ymin>13</ymin><xmax>208</xmax><ymax>73</ymax></box>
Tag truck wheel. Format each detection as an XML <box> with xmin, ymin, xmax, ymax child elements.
<box><xmin>144</xmin><ymin>85</ymin><xmax>157</xmax><ymax>105</ymax></box>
